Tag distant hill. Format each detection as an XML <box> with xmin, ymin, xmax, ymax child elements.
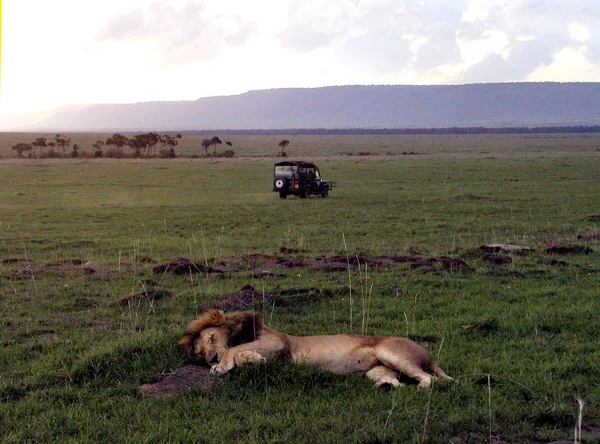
<box><xmin>33</xmin><ymin>82</ymin><xmax>600</xmax><ymax>131</ymax></box>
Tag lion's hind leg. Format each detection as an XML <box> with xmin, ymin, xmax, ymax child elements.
<box><xmin>373</xmin><ymin>340</ymin><xmax>434</xmax><ymax>389</ymax></box>
<box><xmin>430</xmin><ymin>363</ymin><xmax>453</xmax><ymax>381</ymax></box>
<box><xmin>365</xmin><ymin>366</ymin><xmax>404</xmax><ymax>388</ymax></box>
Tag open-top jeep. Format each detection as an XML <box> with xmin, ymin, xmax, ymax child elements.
<box><xmin>273</xmin><ymin>161</ymin><xmax>333</xmax><ymax>199</ymax></box>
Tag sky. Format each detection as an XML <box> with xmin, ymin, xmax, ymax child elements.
<box><xmin>1</xmin><ymin>0</ymin><xmax>600</xmax><ymax>127</ymax></box>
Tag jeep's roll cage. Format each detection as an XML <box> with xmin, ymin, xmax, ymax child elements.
<box><xmin>274</xmin><ymin>161</ymin><xmax>320</xmax><ymax>179</ymax></box>
<box><xmin>273</xmin><ymin>161</ymin><xmax>332</xmax><ymax>199</ymax></box>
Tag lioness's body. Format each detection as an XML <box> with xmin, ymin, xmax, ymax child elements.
<box><xmin>180</xmin><ymin>310</ymin><xmax>451</xmax><ymax>388</ymax></box>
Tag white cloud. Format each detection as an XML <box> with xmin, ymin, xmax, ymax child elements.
<box><xmin>97</xmin><ymin>2</ymin><xmax>259</xmax><ymax>64</ymax></box>
<box><xmin>278</xmin><ymin>0</ymin><xmax>357</xmax><ymax>51</ymax></box>
<box><xmin>528</xmin><ymin>47</ymin><xmax>600</xmax><ymax>82</ymax></box>
<box><xmin>2</xmin><ymin>0</ymin><xmax>600</xmax><ymax>121</ymax></box>
<box><xmin>569</xmin><ymin>22</ymin><xmax>591</xmax><ymax>43</ymax></box>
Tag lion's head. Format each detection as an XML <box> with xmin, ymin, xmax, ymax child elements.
<box><xmin>179</xmin><ymin>309</ymin><xmax>263</xmax><ymax>364</ymax></box>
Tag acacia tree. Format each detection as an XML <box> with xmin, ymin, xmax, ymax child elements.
<box><xmin>278</xmin><ymin>139</ymin><xmax>290</xmax><ymax>156</ymax></box>
<box><xmin>106</xmin><ymin>133</ymin><xmax>128</xmax><ymax>156</ymax></box>
<box><xmin>54</xmin><ymin>134</ymin><xmax>71</xmax><ymax>157</ymax></box>
<box><xmin>210</xmin><ymin>136</ymin><xmax>222</xmax><ymax>156</ymax></box>
<box><xmin>92</xmin><ymin>140</ymin><xmax>105</xmax><ymax>158</ymax></box>
<box><xmin>12</xmin><ymin>143</ymin><xmax>32</xmax><ymax>158</ymax></box>
<box><xmin>147</xmin><ymin>132</ymin><xmax>161</xmax><ymax>157</ymax></box>
<box><xmin>31</xmin><ymin>137</ymin><xmax>47</xmax><ymax>157</ymax></box>
<box><xmin>128</xmin><ymin>136</ymin><xmax>145</xmax><ymax>157</ymax></box>
<box><xmin>201</xmin><ymin>139</ymin><xmax>211</xmax><ymax>156</ymax></box>
<box><xmin>162</xmin><ymin>134</ymin><xmax>179</xmax><ymax>157</ymax></box>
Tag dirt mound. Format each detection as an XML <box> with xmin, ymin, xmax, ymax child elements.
<box><xmin>251</xmin><ymin>269</ymin><xmax>285</xmax><ymax>278</ymax></box>
<box><xmin>153</xmin><ymin>257</ymin><xmax>204</xmax><ymax>275</ymax></box>
<box><xmin>204</xmin><ymin>285</ymin><xmax>321</xmax><ymax>310</ymax></box>
<box><xmin>120</xmin><ymin>288</ymin><xmax>172</xmax><ymax>304</ymax></box>
<box><xmin>545</xmin><ymin>243</ymin><xmax>593</xmax><ymax>255</ymax></box>
<box><xmin>480</xmin><ymin>244</ymin><xmax>532</xmax><ymax>253</ymax></box>
<box><xmin>410</xmin><ymin>257</ymin><xmax>473</xmax><ymax>271</ymax></box>
<box><xmin>207</xmin><ymin>284</ymin><xmax>265</xmax><ymax>310</ymax></box>
<box><xmin>1</xmin><ymin>258</ymin><xmax>31</xmax><ymax>264</ymax></box>
<box><xmin>279</xmin><ymin>247</ymin><xmax>308</xmax><ymax>254</ymax></box>
<box><xmin>326</xmin><ymin>255</ymin><xmax>398</xmax><ymax>268</ymax></box>
<box><xmin>482</xmin><ymin>254</ymin><xmax>512</xmax><ymax>265</ymax></box>
<box><xmin>312</xmin><ymin>261</ymin><xmax>350</xmax><ymax>272</ymax></box>
<box><xmin>240</xmin><ymin>254</ymin><xmax>280</xmax><ymax>264</ymax></box>
<box><xmin>138</xmin><ymin>365</ymin><xmax>219</xmax><ymax>397</ymax></box>
<box><xmin>153</xmin><ymin>253</ymin><xmax>473</xmax><ymax>278</ymax></box>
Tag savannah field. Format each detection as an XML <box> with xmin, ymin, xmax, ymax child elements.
<box><xmin>1</xmin><ymin>132</ymin><xmax>600</xmax><ymax>443</ymax></box>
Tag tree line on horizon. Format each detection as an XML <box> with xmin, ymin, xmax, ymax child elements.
<box><xmin>10</xmin><ymin>133</ymin><xmax>234</xmax><ymax>159</ymax></box>
<box><xmin>177</xmin><ymin>125</ymin><xmax>600</xmax><ymax>136</ymax></box>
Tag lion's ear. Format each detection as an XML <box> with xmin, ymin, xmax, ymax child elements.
<box><xmin>224</xmin><ymin>311</ymin><xmax>263</xmax><ymax>345</ymax></box>
<box><xmin>178</xmin><ymin>334</ymin><xmax>194</xmax><ymax>352</ymax></box>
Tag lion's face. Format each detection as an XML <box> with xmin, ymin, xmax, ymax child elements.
<box><xmin>192</xmin><ymin>327</ymin><xmax>230</xmax><ymax>364</ymax></box>
<box><xmin>180</xmin><ymin>309</ymin><xmax>263</xmax><ymax>365</ymax></box>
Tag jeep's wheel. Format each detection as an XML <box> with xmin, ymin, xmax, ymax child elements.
<box><xmin>279</xmin><ymin>191</ymin><xmax>287</xmax><ymax>199</ymax></box>
<box><xmin>274</xmin><ymin>178</ymin><xmax>286</xmax><ymax>190</ymax></box>
<box><xmin>321</xmin><ymin>187</ymin><xmax>328</xmax><ymax>198</ymax></box>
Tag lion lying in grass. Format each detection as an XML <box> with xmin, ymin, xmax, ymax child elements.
<box><xmin>180</xmin><ymin>309</ymin><xmax>452</xmax><ymax>389</ymax></box>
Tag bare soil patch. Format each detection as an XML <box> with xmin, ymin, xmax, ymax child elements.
<box><xmin>139</xmin><ymin>365</ymin><xmax>220</xmax><ymax>397</ymax></box>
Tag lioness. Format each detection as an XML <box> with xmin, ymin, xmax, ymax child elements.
<box><xmin>179</xmin><ymin>309</ymin><xmax>452</xmax><ymax>388</ymax></box>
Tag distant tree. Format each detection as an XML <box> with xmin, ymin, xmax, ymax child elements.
<box><xmin>12</xmin><ymin>143</ymin><xmax>32</xmax><ymax>158</ymax></box>
<box><xmin>162</xmin><ymin>134</ymin><xmax>178</xmax><ymax>157</ymax></box>
<box><xmin>54</xmin><ymin>134</ymin><xmax>71</xmax><ymax>157</ymax></box>
<box><xmin>71</xmin><ymin>144</ymin><xmax>80</xmax><ymax>158</ymax></box>
<box><xmin>278</xmin><ymin>139</ymin><xmax>290</xmax><ymax>156</ymax></box>
<box><xmin>147</xmin><ymin>132</ymin><xmax>161</xmax><ymax>157</ymax></box>
<box><xmin>210</xmin><ymin>136</ymin><xmax>222</xmax><ymax>156</ymax></box>
<box><xmin>31</xmin><ymin>137</ymin><xmax>47</xmax><ymax>157</ymax></box>
<box><xmin>106</xmin><ymin>133</ymin><xmax>128</xmax><ymax>156</ymax></box>
<box><xmin>92</xmin><ymin>140</ymin><xmax>104</xmax><ymax>158</ymax></box>
<box><xmin>225</xmin><ymin>141</ymin><xmax>232</xmax><ymax>147</ymax></box>
<box><xmin>201</xmin><ymin>139</ymin><xmax>211</xmax><ymax>156</ymax></box>
<box><xmin>128</xmin><ymin>136</ymin><xmax>145</xmax><ymax>157</ymax></box>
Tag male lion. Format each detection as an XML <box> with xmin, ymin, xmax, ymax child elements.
<box><xmin>179</xmin><ymin>309</ymin><xmax>452</xmax><ymax>389</ymax></box>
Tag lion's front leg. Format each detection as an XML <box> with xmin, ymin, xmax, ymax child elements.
<box><xmin>210</xmin><ymin>350</ymin><xmax>266</xmax><ymax>374</ymax></box>
<box><xmin>210</xmin><ymin>358</ymin><xmax>234</xmax><ymax>375</ymax></box>
<box><xmin>235</xmin><ymin>350</ymin><xmax>266</xmax><ymax>366</ymax></box>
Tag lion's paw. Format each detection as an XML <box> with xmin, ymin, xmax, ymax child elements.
<box><xmin>210</xmin><ymin>363</ymin><xmax>232</xmax><ymax>375</ymax></box>
<box><xmin>237</xmin><ymin>351</ymin><xmax>266</xmax><ymax>365</ymax></box>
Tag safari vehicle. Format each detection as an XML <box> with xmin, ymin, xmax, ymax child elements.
<box><xmin>273</xmin><ymin>161</ymin><xmax>333</xmax><ymax>199</ymax></box>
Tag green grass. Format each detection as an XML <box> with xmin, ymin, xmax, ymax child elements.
<box><xmin>1</xmin><ymin>135</ymin><xmax>600</xmax><ymax>443</ymax></box>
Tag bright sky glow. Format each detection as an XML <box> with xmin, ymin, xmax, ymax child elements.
<box><xmin>1</xmin><ymin>0</ymin><xmax>600</xmax><ymax>128</ymax></box>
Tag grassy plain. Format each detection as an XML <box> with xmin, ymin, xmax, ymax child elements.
<box><xmin>1</xmin><ymin>133</ymin><xmax>600</xmax><ymax>443</ymax></box>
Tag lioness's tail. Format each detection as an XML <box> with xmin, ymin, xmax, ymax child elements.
<box><xmin>430</xmin><ymin>363</ymin><xmax>453</xmax><ymax>381</ymax></box>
